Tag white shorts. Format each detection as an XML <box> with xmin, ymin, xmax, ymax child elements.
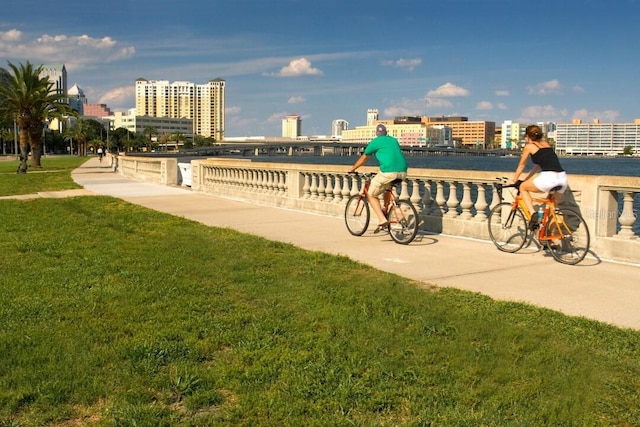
<box><xmin>533</xmin><ymin>171</ymin><xmax>568</xmax><ymax>194</ymax></box>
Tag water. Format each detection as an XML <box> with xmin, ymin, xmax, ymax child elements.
<box><xmin>217</xmin><ymin>153</ymin><xmax>639</xmax><ymax>177</ymax></box>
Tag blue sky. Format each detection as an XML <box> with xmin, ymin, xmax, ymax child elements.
<box><xmin>2</xmin><ymin>0</ymin><xmax>638</xmax><ymax>137</ymax></box>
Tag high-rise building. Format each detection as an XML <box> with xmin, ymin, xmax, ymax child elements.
<box><xmin>282</xmin><ymin>114</ymin><xmax>301</xmax><ymax>138</ymax></box>
<box><xmin>83</xmin><ymin>104</ymin><xmax>113</xmax><ymax>118</ymax></box>
<box><xmin>367</xmin><ymin>109</ymin><xmax>379</xmax><ymax>126</ymax></box>
<box><xmin>332</xmin><ymin>119</ymin><xmax>349</xmax><ymax>136</ymax></box>
<box><xmin>135</xmin><ymin>78</ymin><xmax>225</xmax><ymax>140</ymax></box>
<box><xmin>39</xmin><ymin>64</ymin><xmax>67</xmax><ymax>98</ymax></box>
<box><xmin>67</xmin><ymin>84</ymin><xmax>86</xmax><ymax>115</ymax></box>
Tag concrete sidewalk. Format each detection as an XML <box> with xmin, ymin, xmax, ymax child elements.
<box><xmin>67</xmin><ymin>157</ymin><xmax>640</xmax><ymax>331</ymax></box>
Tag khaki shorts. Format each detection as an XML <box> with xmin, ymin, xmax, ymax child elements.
<box><xmin>369</xmin><ymin>172</ymin><xmax>407</xmax><ymax>196</ymax></box>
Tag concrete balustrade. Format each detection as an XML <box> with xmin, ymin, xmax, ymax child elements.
<box><xmin>113</xmin><ymin>155</ymin><xmax>640</xmax><ymax>265</ymax></box>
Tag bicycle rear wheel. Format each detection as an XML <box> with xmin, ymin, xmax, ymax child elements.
<box><xmin>545</xmin><ymin>208</ymin><xmax>590</xmax><ymax>265</ymax></box>
<box><xmin>387</xmin><ymin>200</ymin><xmax>419</xmax><ymax>245</ymax></box>
<box><xmin>344</xmin><ymin>195</ymin><xmax>370</xmax><ymax>236</ymax></box>
<box><xmin>487</xmin><ymin>202</ymin><xmax>528</xmax><ymax>253</ymax></box>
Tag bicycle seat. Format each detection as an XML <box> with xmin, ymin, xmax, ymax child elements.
<box><xmin>548</xmin><ymin>185</ymin><xmax>562</xmax><ymax>194</ymax></box>
<box><xmin>391</xmin><ymin>178</ymin><xmax>404</xmax><ymax>186</ymax></box>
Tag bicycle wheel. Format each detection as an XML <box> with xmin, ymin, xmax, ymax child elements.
<box><xmin>344</xmin><ymin>194</ymin><xmax>370</xmax><ymax>236</ymax></box>
<box><xmin>387</xmin><ymin>200</ymin><xmax>419</xmax><ymax>245</ymax></box>
<box><xmin>545</xmin><ymin>208</ymin><xmax>590</xmax><ymax>265</ymax></box>
<box><xmin>487</xmin><ymin>202</ymin><xmax>528</xmax><ymax>253</ymax></box>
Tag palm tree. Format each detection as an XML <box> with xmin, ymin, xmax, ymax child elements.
<box><xmin>142</xmin><ymin>126</ymin><xmax>158</xmax><ymax>151</ymax></box>
<box><xmin>0</xmin><ymin>61</ymin><xmax>77</xmax><ymax>172</ymax></box>
<box><xmin>64</xmin><ymin>119</ymin><xmax>96</xmax><ymax>157</ymax></box>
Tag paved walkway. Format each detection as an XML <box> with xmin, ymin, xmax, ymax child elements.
<box><xmin>62</xmin><ymin>158</ymin><xmax>640</xmax><ymax>330</ymax></box>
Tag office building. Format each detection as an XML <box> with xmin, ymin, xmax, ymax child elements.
<box><xmin>83</xmin><ymin>104</ymin><xmax>113</xmax><ymax>119</ymax></box>
<box><xmin>67</xmin><ymin>84</ymin><xmax>86</xmax><ymax>115</ymax></box>
<box><xmin>501</xmin><ymin>120</ymin><xmax>526</xmax><ymax>149</ymax></box>
<box><xmin>282</xmin><ymin>114</ymin><xmax>302</xmax><ymax>138</ymax></box>
<box><xmin>109</xmin><ymin>111</ymin><xmax>193</xmax><ymax>137</ymax></box>
<box><xmin>366</xmin><ymin>109</ymin><xmax>379</xmax><ymax>126</ymax></box>
<box><xmin>39</xmin><ymin>64</ymin><xmax>67</xmax><ymax>98</ymax></box>
<box><xmin>422</xmin><ymin>116</ymin><xmax>495</xmax><ymax>148</ymax></box>
<box><xmin>135</xmin><ymin>78</ymin><xmax>225</xmax><ymax>140</ymax></box>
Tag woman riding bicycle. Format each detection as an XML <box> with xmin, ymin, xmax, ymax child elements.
<box><xmin>511</xmin><ymin>124</ymin><xmax>568</xmax><ymax>228</ymax></box>
<box><xmin>348</xmin><ymin>123</ymin><xmax>408</xmax><ymax>233</ymax></box>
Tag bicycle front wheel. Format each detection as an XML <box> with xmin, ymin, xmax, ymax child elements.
<box><xmin>344</xmin><ymin>195</ymin><xmax>370</xmax><ymax>236</ymax></box>
<box><xmin>388</xmin><ymin>200</ymin><xmax>419</xmax><ymax>245</ymax></box>
<box><xmin>545</xmin><ymin>208</ymin><xmax>590</xmax><ymax>265</ymax></box>
<box><xmin>487</xmin><ymin>202</ymin><xmax>528</xmax><ymax>253</ymax></box>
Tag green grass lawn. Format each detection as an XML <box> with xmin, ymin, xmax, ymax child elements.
<box><xmin>0</xmin><ymin>156</ymin><xmax>87</xmax><ymax>196</ymax></box>
<box><xmin>0</xmin><ymin>162</ymin><xmax>639</xmax><ymax>426</ymax></box>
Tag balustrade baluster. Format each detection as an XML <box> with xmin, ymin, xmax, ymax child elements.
<box><xmin>446</xmin><ymin>181</ymin><xmax>460</xmax><ymax>217</ymax></box>
<box><xmin>317</xmin><ymin>173</ymin><xmax>327</xmax><ymax>201</ymax></box>
<box><xmin>459</xmin><ymin>182</ymin><xmax>473</xmax><ymax>219</ymax></box>
<box><xmin>333</xmin><ymin>174</ymin><xmax>343</xmax><ymax>202</ymax></box>
<box><xmin>434</xmin><ymin>181</ymin><xmax>446</xmax><ymax>216</ymax></box>
<box><xmin>475</xmin><ymin>183</ymin><xmax>489</xmax><ymax>221</ymax></box>
<box><xmin>617</xmin><ymin>191</ymin><xmax>637</xmax><ymax>238</ymax></box>
<box><xmin>309</xmin><ymin>173</ymin><xmax>319</xmax><ymax>199</ymax></box>
<box><xmin>421</xmin><ymin>180</ymin><xmax>433</xmax><ymax>215</ymax></box>
<box><xmin>409</xmin><ymin>179</ymin><xmax>422</xmax><ymax>209</ymax></box>
<box><xmin>302</xmin><ymin>173</ymin><xmax>311</xmax><ymax>198</ymax></box>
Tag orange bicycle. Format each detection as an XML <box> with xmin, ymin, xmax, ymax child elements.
<box><xmin>344</xmin><ymin>172</ymin><xmax>419</xmax><ymax>245</ymax></box>
<box><xmin>487</xmin><ymin>178</ymin><xmax>590</xmax><ymax>265</ymax></box>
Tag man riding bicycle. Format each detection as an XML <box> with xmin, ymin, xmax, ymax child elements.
<box><xmin>348</xmin><ymin>123</ymin><xmax>408</xmax><ymax>233</ymax></box>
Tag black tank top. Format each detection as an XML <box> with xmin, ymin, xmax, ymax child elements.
<box><xmin>530</xmin><ymin>147</ymin><xmax>564</xmax><ymax>172</ymax></box>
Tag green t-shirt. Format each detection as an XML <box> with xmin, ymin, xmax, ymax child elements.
<box><xmin>364</xmin><ymin>135</ymin><xmax>408</xmax><ymax>173</ymax></box>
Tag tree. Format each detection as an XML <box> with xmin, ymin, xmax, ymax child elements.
<box><xmin>64</xmin><ymin>119</ymin><xmax>97</xmax><ymax>156</ymax></box>
<box><xmin>142</xmin><ymin>126</ymin><xmax>158</xmax><ymax>151</ymax></box>
<box><xmin>0</xmin><ymin>61</ymin><xmax>77</xmax><ymax>172</ymax></box>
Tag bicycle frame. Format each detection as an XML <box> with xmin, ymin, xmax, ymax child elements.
<box><xmin>502</xmin><ymin>184</ymin><xmax>573</xmax><ymax>244</ymax></box>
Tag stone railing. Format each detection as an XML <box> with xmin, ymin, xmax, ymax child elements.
<box><xmin>113</xmin><ymin>155</ymin><xmax>640</xmax><ymax>265</ymax></box>
<box><xmin>111</xmin><ymin>154</ymin><xmax>177</xmax><ymax>185</ymax></box>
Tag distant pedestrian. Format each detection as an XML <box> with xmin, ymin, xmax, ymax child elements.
<box><xmin>97</xmin><ymin>146</ymin><xmax>104</xmax><ymax>162</ymax></box>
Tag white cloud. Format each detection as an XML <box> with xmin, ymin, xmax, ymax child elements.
<box><xmin>476</xmin><ymin>101</ymin><xmax>493</xmax><ymax>110</ymax></box>
<box><xmin>226</xmin><ymin>106</ymin><xmax>241</xmax><ymax>115</ymax></box>
<box><xmin>288</xmin><ymin>96</ymin><xmax>306</xmax><ymax>104</ymax></box>
<box><xmin>496</xmin><ymin>102</ymin><xmax>508</xmax><ymax>110</ymax></box>
<box><xmin>572</xmin><ymin>85</ymin><xmax>585</xmax><ymax>93</ymax></box>
<box><xmin>527</xmin><ymin>79</ymin><xmax>562</xmax><ymax>95</ymax></box>
<box><xmin>267</xmin><ymin>112</ymin><xmax>289</xmax><ymax>122</ymax></box>
<box><xmin>427</xmin><ymin>82</ymin><xmax>470</xmax><ymax>98</ymax></box>
<box><xmin>0</xmin><ymin>30</ymin><xmax>135</xmax><ymax>70</ymax></box>
<box><xmin>519</xmin><ymin>105</ymin><xmax>568</xmax><ymax>122</ymax></box>
<box><xmin>0</xmin><ymin>29</ymin><xmax>22</xmax><ymax>41</ymax></box>
<box><xmin>425</xmin><ymin>97</ymin><xmax>454</xmax><ymax>109</ymax></box>
<box><xmin>381</xmin><ymin>57</ymin><xmax>422</xmax><ymax>71</ymax></box>
<box><xmin>98</xmin><ymin>86</ymin><xmax>134</xmax><ymax>108</ymax></box>
<box><xmin>571</xmin><ymin>109</ymin><xmax>620</xmax><ymax>122</ymax></box>
<box><xmin>495</xmin><ymin>89</ymin><xmax>510</xmax><ymax>97</ymax></box>
<box><xmin>266</xmin><ymin>57</ymin><xmax>323</xmax><ymax>77</ymax></box>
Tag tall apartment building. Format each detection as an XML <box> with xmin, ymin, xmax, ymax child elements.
<box><xmin>555</xmin><ymin>119</ymin><xmax>640</xmax><ymax>156</ymax></box>
<box><xmin>282</xmin><ymin>114</ymin><xmax>301</xmax><ymax>138</ymax></box>
<box><xmin>135</xmin><ymin>78</ymin><xmax>226</xmax><ymax>140</ymax></box>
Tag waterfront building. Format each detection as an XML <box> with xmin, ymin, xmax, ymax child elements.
<box><xmin>555</xmin><ymin>119</ymin><xmax>640</xmax><ymax>156</ymax></box>
<box><xmin>331</xmin><ymin>119</ymin><xmax>349</xmax><ymax>137</ymax></box>
<box><xmin>135</xmin><ymin>78</ymin><xmax>225</xmax><ymax>140</ymax></box>
<box><xmin>501</xmin><ymin>120</ymin><xmax>526</xmax><ymax>149</ymax></box>
<box><xmin>421</xmin><ymin>116</ymin><xmax>495</xmax><ymax>148</ymax></box>
<box><xmin>108</xmin><ymin>111</ymin><xmax>193</xmax><ymax>139</ymax></box>
<box><xmin>341</xmin><ymin>121</ymin><xmax>449</xmax><ymax>147</ymax></box>
<box><xmin>282</xmin><ymin>114</ymin><xmax>302</xmax><ymax>138</ymax></box>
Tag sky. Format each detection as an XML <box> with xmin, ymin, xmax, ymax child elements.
<box><xmin>1</xmin><ymin>0</ymin><xmax>639</xmax><ymax>137</ymax></box>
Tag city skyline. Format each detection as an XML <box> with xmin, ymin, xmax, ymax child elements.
<box><xmin>1</xmin><ymin>0</ymin><xmax>638</xmax><ymax>137</ymax></box>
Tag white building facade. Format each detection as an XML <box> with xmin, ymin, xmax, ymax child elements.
<box><xmin>282</xmin><ymin>114</ymin><xmax>301</xmax><ymax>138</ymax></box>
<box><xmin>555</xmin><ymin>120</ymin><xmax>640</xmax><ymax>156</ymax></box>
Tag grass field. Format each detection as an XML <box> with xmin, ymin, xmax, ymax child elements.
<box><xmin>0</xmin><ymin>159</ymin><xmax>639</xmax><ymax>426</ymax></box>
<box><xmin>0</xmin><ymin>156</ymin><xmax>87</xmax><ymax>196</ymax></box>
